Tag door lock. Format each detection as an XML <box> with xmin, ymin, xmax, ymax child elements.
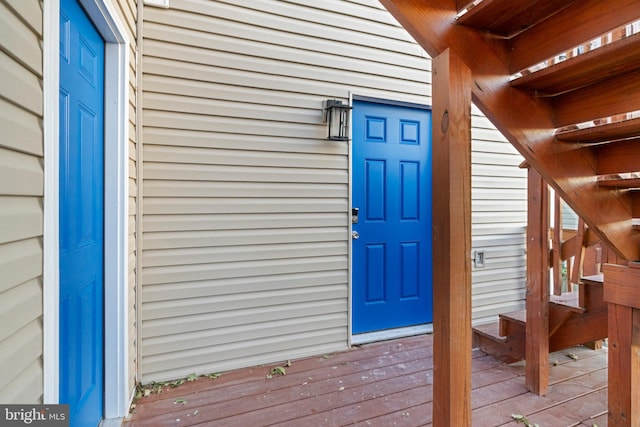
<box><xmin>352</xmin><ymin>231</ymin><xmax>360</xmax><ymax>240</ymax></box>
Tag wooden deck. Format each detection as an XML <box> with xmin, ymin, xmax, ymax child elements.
<box><xmin>124</xmin><ymin>334</ymin><xmax>608</xmax><ymax>426</ymax></box>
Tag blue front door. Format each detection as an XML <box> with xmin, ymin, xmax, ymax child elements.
<box><xmin>59</xmin><ymin>0</ymin><xmax>105</xmax><ymax>424</ymax></box>
<box><xmin>352</xmin><ymin>100</ymin><xmax>433</xmax><ymax>334</ymax></box>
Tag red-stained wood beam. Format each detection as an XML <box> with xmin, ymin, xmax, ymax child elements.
<box><xmin>379</xmin><ymin>0</ymin><xmax>640</xmax><ymax>261</ymax></box>
<box><xmin>594</xmin><ymin>140</ymin><xmax>640</xmax><ymax>175</ymax></box>
<box><xmin>508</xmin><ymin>0</ymin><xmax>640</xmax><ymax>74</ymax></box>
<box><xmin>603</xmin><ymin>263</ymin><xmax>640</xmax><ymax>426</ymax></box>
<box><xmin>431</xmin><ymin>48</ymin><xmax>472</xmax><ymax>427</ymax></box>
<box><xmin>553</xmin><ymin>71</ymin><xmax>640</xmax><ymax>128</ymax></box>
<box><xmin>525</xmin><ymin>167</ymin><xmax>550</xmax><ymax>395</ymax></box>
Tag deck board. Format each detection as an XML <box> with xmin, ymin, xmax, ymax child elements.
<box><xmin>124</xmin><ymin>334</ymin><xmax>608</xmax><ymax>426</ymax></box>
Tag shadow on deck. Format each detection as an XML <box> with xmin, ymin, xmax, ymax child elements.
<box><xmin>124</xmin><ymin>334</ymin><xmax>608</xmax><ymax>426</ymax></box>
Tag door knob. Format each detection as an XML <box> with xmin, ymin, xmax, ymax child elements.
<box><xmin>352</xmin><ymin>231</ymin><xmax>360</xmax><ymax>240</ymax></box>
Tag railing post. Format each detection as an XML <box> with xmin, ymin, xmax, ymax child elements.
<box><xmin>603</xmin><ymin>262</ymin><xmax>640</xmax><ymax>426</ymax></box>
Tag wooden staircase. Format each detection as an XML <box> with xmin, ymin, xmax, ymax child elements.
<box><xmin>378</xmin><ymin>1</ymin><xmax>640</xmax><ymax>424</ymax></box>
<box><xmin>380</xmin><ymin>0</ymin><xmax>640</xmax><ymax>261</ymax></box>
<box><xmin>473</xmin><ymin>275</ymin><xmax>607</xmax><ymax>364</ymax></box>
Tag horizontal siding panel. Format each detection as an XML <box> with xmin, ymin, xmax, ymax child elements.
<box><xmin>142</xmin><ymin>227</ymin><xmax>347</xmax><ymax>250</ymax></box>
<box><xmin>472</xmin><ymin>289</ymin><xmax>527</xmax><ymax>306</ymax></box>
<box><xmin>143</xmin><ymin>198</ymin><xmax>348</xmax><ymax>215</ymax></box>
<box><xmin>142</xmin><ymin>299</ymin><xmax>345</xmax><ymax>337</ymax></box>
<box><xmin>0</xmin><ymin>238</ymin><xmax>42</xmax><ymax>293</ymax></box>
<box><xmin>473</xmin><ymin>188</ymin><xmax>526</xmax><ymax>201</ymax></box>
<box><xmin>0</xmin><ymin>196</ymin><xmax>42</xmax><ymax>245</ymax></box>
<box><xmin>4</xmin><ymin>0</ymin><xmax>43</xmax><ymax>36</ymax></box>
<box><xmin>143</xmin><ymin>241</ymin><xmax>348</xmax><ymax>267</ymax></box>
<box><xmin>143</xmin><ymin>213</ymin><xmax>348</xmax><ymax>232</ymax></box>
<box><xmin>473</xmin><ymin>234</ymin><xmax>525</xmax><ymax>248</ymax></box>
<box><xmin>142</xmin><ymin>312</ymin><xmax>346</xmax><ymax>355</ymax></box>
<box><xmin>0</xmin><ymin>319</ymin><xmax>42</xmax><ymax>392</ymax></box>
<box><xmin>144</xmin><ymin>9</ymin><xmax>429</xmax><ymax>72</ymax></box>
<box><xmin>170</xmin><ymin>0</ymin><xmax>423</xmax><ymax>54</ymax></box>
<box><xmin>142</xmin><ymin>284</ymin><xmax>347</xmax><ymax>319</ymax></box>
<box><xmin>144</xmin><ymin>127</ymin><xmax>349</xmax><ymax>155</ymax></box>
<box><xmin>143</xmin><ymin>145</ymin><xmax>348</xmax><ymax>170</ymax></box>
<box><xmin>473</xmin><ymin>164</ymin><xmax>527</xmax><ymax>178</ymax></box>
<box><xmin>144</xmin><ymin>75</ymin><xmax>322</xmax><ymax>111</ymax></box>
<box><xmin>473</xmin><ymin>278</ymin><xmax>528</xmax><ymax>295</ymax></box>
<box><xmin>143</xmin><ymin>41</ymin><xmax>429</xmax><ymax>97</ymax></box>
<box><xmin>143</xmin><ymin>56</ymin><xmax>431</xmax><ymax>106</ymax></box>
<box><xmin>473</xmin><ymin>211</ymin><xmax>527</xmax><ymax>224</ymax></box>
<box><xmin>142</xmin><ymin>256</ymin><xmax>347</xmax><ymax>286</ymax></box>
<box><xmin>0</xmin><ymin>50</ymin><xmax>42</xmax><ymax>116</ymax></box>
<box><xmin>143</xmin><ymin>92</ymin><xmax>324</xmax><ymax>126</ymax></box>
<box><xmin>143</xmin><ymin>271</ymin><xmax>347</xmax><ymax>303</ymax></box>
<box><xmin>0</xmin><ymin>2</ymin><xmax>42</xmax><ymax>75</ymax></box>
<box><xmin>0</xmin><ymin>277</ymin><xmax>42</xmax><ymax>342</ymax></box>
<box><xmin>473</xmin><ymin>176</ymin><xmax>527</xmax><ymax>189</ymax></box>
<box><xmin>0</xmin><ymin>98</ymin><xmax>42</xmax><ymax>156</ymax></box>
<box><xmin>144</xmin><ymin>181</ymin><xmax>347</xmax><ymax>199</ymax></box>
<box><xmin>143</xmin><ymin>22</ymin><xmax>429</xmax><ymax>80</ymax></box>
<box><xmin>0</xmin><ymin>147</ymin><xmax>43</xmax><ymax>196</ymax></box>
<box><xmin>473</xmin><ymin>223</ymin><xmax>527</xmax><ymax>236</ymax></box>
<box><xmin>141</xmin><ymin>327</ymin><xmax>347</xmax><ymax>383</ymax></box>
<box><xmin>472</xmin><ymin>268</ymin><xmax>526</xmax><ymax>284</ymax></box>
<box><xmin>472</xmin><ymin>200</ymin><xmax>527</xmax><ymax>212</ymax></box>
<box><xmin>143</xmin><ymin>162</ymin><xmax>348</xmax><ymax>184</ymax></box>
<box><xmin>0</xmin><ymin>358</ymin><xmax>43</xmax><ymax>404</ymax></box>
<box><xmin>144</xmin><ymin>109</ymin><xmax>327</xmax><ymax>139</ymax></box>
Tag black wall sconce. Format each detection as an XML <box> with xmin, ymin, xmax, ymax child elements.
<box><xmin>324</xmin><ymin>99</ymin><xmax>352</xmax><ymax>141</ymax></box>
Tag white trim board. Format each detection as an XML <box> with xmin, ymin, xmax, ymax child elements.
<box><xmin>43</xmin><ymin>0</ymin><xmax>130</xmax><ymax>420</ymax></box>
<box><xmin>351</xmin><ymin>324</ymin><xmax>434</xmax><ymax>345</ymax></box>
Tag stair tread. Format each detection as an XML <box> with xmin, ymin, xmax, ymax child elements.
<box><xmin>472</xmin><ymin>322</ymin><xmax>507</xmax><ymax>343</ymax></box>
<box><xmin>550</xmin><ymin>292</ymin><xmax>585</xmax><ymax>313</ymax></box>
<box><xmin>499</xmin><ymin>309</ymin><xmax>526</xmax><ymax>325</ymax></box>
<box><xmin>580</xmin><ymin>274</ymin><xmax>604</xmax><ymax>286</ymax></box>
<box><xmin>511</xmin><ymin>32</ymin><xmax>640</xmax><ymax>96</ymax></box>
<box><xmin>555</xmin><ymin>117</ymin><xmax>640</xmax><ymax>144</ymax></box>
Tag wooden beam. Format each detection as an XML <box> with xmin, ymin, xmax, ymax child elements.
<box><xmin>379</xmin><ymin>0</ymin><xmax>640</xmax><ymax>261</ymax></box>
<box><xmin>553</xmin><ymin>71</ymin><xmax>640</xmax><ymax>128</ymax></box>
<box><xmin>456</xmin><ymin>0</ymin><xmax>574</xmax><ymax>38</ymax></box>
<box><xmin>431</xmin><ymin>48</ymin><xmax>472</xmax><ymax>427</ymax></box>
<box><xmin>595</xmin><ymin>139</ymin><xmax>640</xmax><ymax>175</ymax></box>
<box><xmin>552</xmin><ymin>192</ymin><xmax>562</xmax><ymax>295</ymax></box>
<box><xmin>570</xmin><ymin>219</ymin><xmax>586</xmax><ymax>285</ymax></box>
<box><xmin>604</xmin><ymin>263</ymin><xmax>640</xmax><ymax>426</ymax></box>
<box><xmin>508</xmin><ymin>0</ymin><xmax>640</xmax><ymax>73</ymax></box>
<box><xmin>525</xmin><ymin>167</ymin><xmax>550</xmax><ymax>395</ymax></box>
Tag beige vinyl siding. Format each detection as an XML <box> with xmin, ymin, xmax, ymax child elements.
<box><xmin>0</xmin><ymin>0</ymin><xmax>44</xmax><ymax>404</ymax></box>
<box><xmin>471</xmin><ymin>107</ymin><xmax>528</xmax><ymax>324</ymax></box>
<box><xmin>139</xmin><ymin>0</ymin><xmax>429</xmax><ymax>382</ymax></box>
<box><xmin>139</xmin><ymin>0</ymin><xmax>527</xmax><ymax>382</ymax></box>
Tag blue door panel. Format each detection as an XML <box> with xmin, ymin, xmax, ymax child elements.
<box><xmin>59</xmin><ymin>0</ymin><xmax>105</xmax><ymax>425</ymax></box>
<box><xmin>353</xmin><ymin>100</ymin><xmax>433</xmax><ymax>334</ymax></box>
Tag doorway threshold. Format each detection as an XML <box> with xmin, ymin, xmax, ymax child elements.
<box><xmin>351</xmin><ymin>324</ymin><xmax>433</xmax><ymax>345</ymax></box>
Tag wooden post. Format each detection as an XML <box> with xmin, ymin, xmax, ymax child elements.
<box><xmin>604</xmin><ymin>262</ymin><xmax>640</xmax><ymax>426</ymax></box>
<box><xmin>525</xmin><ymin>168</ymin><xmax>550</xmax><ymax>395</ymax></box>
<box><xmin>431</xmin><ymin>49</ymin><xmax>472</xmax><ymax>426</ymax></box>
<box><xmin>552</xmin><ymin>192</ymin><xmax>562</xmax><ymax>295</ymax></box>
